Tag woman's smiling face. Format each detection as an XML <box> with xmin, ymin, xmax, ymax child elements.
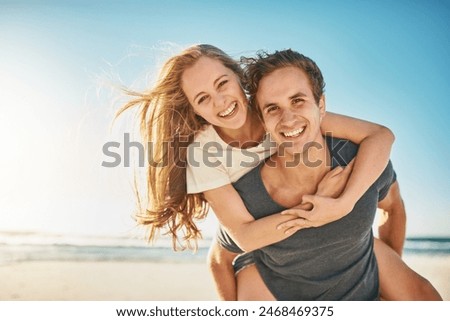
<box><xmin>181</xmin><ymin>56</ymin><xmax>248</xmax><ymax>130</ymax></box>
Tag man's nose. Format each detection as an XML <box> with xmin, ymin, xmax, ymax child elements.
<box><xmin>280</xmin><ymin>108</ymin><xmax>296</xmax><ymax>126</ymax></box>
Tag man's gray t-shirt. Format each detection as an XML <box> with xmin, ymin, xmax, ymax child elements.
<box><xmin>216</xmin><ymin>136</ymin><xmax>397</xmax><ymax>300</ymax></box>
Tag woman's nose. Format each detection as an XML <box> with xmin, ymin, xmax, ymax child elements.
<box><xmin>213</xmin><ymin>93</ymin><xmax>226</xmax><ymax>110</ymax></box>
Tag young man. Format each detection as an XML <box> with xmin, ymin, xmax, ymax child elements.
<box><xmin>208</xmin><ymin>50</ymin><xmax>440</xmax><ymax>300</ymax></box>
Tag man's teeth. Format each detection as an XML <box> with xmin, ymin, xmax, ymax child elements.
<box><xmin>282</xmin><ymin>127</ymin><xmax>305</xmax><ymax>137</ymax></box>
<box><xmin>218</xmin><ymin>103</ymin><xmax>237</xmax><ymax>117</ymax></box>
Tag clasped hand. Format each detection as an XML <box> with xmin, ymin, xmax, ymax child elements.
<box><xmin>277</xmin><ymin>160</ymin><xmax>355</xmax><ymax>235</ymax></box>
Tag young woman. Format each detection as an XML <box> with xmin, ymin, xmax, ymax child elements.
<box><xmin>117</xmin><ymin>44</ymin><xmax>441</xmax><ymax>300</ymax></box>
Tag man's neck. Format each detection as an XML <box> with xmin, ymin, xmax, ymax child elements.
<box><xmin>262</xmin><ymin>135</ymin><xmax>331</xmax><ymax>207</ymax></box>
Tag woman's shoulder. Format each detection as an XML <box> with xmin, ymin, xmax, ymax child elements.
<box><xmin>190</xmin><ymin>125</ymin><xmax>232</xmax><ymax>154</ymax></box>
<box><xmin>193</xmin><ymin>124</ymin><xmax>213</xmax><ymax>141</ymax></box>
<box><xmin>191</xmin><ymin>125</ymin><xmax>218</xmax><ymax>145</ymax></box>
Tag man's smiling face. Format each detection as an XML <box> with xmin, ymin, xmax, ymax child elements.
<box><xmin>256</xmin><ymin>66</ymin><xmax>325</xmax><ymax>156</ymax></box>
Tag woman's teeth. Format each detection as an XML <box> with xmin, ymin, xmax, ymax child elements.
<box><xmin>218</xmin><ymin>103</ymin><xmax>237</xmax><ymax>117</ymax></box>
<box><xmin>282</xmin><ymin>127</ymin><xmax>305</xmax><ymax>137</ymax></box>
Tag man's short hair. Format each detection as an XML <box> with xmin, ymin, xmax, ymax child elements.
<box><xmin>243</xmin><ymin>49</ymin><xmax>325</xmax><ymax>119</ymax></box>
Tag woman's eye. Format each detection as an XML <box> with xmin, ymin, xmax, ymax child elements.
<box><xmin>198</xmin><ymin>95</ymin><xmax>208</xmax><ymax>104</ymax></box>
<box><xmin>218</xmin><ymin>80</ymin><xmax>228</xmax><ymax>88</ymax></box>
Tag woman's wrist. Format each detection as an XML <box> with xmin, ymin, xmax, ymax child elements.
<box><xmin>335</xmin><ymin>191</ymin><xmax>356</xmax><ymax>215</ymax></box>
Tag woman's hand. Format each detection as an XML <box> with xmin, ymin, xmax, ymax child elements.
<box><xmin>315</xmin><ymin>159</ymin><xmax>355</xmax><ymax>198</ymax></box>
<box><xmin>277</xmin><ymin>160</ymin><xmax>355</xmax><ymax>234</ymax></box>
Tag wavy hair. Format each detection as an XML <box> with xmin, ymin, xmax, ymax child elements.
<box><xmin>243</xmin><ymin>49</ymin><xmax>325</xmax><ymax>118</ymax></box>
<box><xmin>116</xmin><ymin>44</ymin><xmax>244</xmax><ymax>250</ymax></box>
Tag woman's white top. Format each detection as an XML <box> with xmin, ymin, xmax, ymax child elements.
<box><xmin>186</xmin><ymin>125</ymin><xmax>275</xmax><ymax>194</ymax></box>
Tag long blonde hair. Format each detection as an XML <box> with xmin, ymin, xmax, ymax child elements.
<box><xmin>116</xmin><ymin>44</ymin><xmax>244</xmax><ymax>250</ymax></box>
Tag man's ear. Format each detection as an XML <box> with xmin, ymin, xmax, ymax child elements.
<box><xmin>319</xmin><ymin>95</ymin><xmax>326</xmax><ymax>120</ymax></box>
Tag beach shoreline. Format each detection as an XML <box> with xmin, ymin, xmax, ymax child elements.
<box><xmin>0</xmin><ymin>254</ymin><xmax>448</xmax><ymax>301</ymax></box>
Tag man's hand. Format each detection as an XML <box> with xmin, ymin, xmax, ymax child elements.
<box><xmin>277</xmin><ymin>160</ymin><xmax>355</xmax><ymax>234</ymax></box>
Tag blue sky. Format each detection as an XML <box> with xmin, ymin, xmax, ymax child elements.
<box><xmin>0</xmin><ymin>0</ymin><xmax>449</xmax><ymax>239</ymax></box>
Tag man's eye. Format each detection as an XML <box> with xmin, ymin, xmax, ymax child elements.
<box><xmin>266</xmin><ymin>106</ymin><xmax>279</xmax><ymax>113</ymax></box>
<box><xmin>293</xmin><ymin>98</ymin><xmax>304</xmax><ymax>104</ymax></box>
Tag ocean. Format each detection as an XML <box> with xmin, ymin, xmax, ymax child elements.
<box><xmin>1</xmin><ymin>232</ymin><xmax>449</xmax><ymax>265</ymax></box>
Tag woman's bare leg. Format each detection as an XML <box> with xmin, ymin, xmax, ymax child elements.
<box><xmin>236</xmin><ymin>264</ymin><xmax>276</xmax><ymax>301</ymax></box>
<box><xmin>374</xmin><ymin>238</ymin><xmax>442</xmax><ymax>300</ymax></box>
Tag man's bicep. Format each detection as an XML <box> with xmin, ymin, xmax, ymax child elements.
<box><xmin>376</xmin><ymin>180</ymin><xmax>406</xmax><ymax>256</ymax></box>
<box><xmin>378</xmin><ymin>181</ymin><xmax>402</xmax><ymax>211</ymax></box>
<box><xmin>376</xmin><ymin>160</ymin><xmax>397</xmax><ymax>201</ymax></box>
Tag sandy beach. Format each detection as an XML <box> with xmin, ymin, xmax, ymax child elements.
<box><xmin>1</xmin><ymin>255</ymin><xmax>448</xmax><ymax>301</ymax></box>
<box><xmin>0</xmin><ymin>261</ymin><xmax>217</xmax><ymax>301</ymax></box>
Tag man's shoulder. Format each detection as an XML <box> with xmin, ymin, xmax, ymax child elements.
<box><xmin>325</xmin><ymin>135</ymin><xmax>359</xmax><ymax>166</ymax></box>
<box><xmin>232</xmin><ymin>161</ymin><xmax>263</xmax><ymax>188</ymax></box>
